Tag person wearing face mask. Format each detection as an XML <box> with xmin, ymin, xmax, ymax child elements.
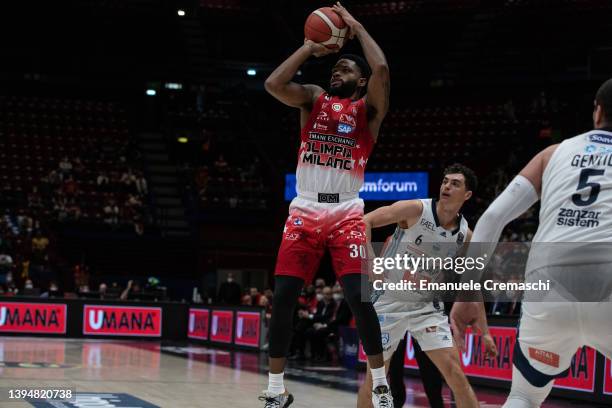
<box><xmin>217</xmin><ymin>272</ymin><xmax>242</xmax><ymax>305</ymax></box>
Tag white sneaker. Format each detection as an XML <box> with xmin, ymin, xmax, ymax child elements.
<box><xmin>258</xmin><ymin>391</ymin><xmax>294</xmax><ymax>408</ymax></box>
<box><xmin>372</xmin><ymin>385</ymin><xmax>394</xmax><ymax>408</ymax></box>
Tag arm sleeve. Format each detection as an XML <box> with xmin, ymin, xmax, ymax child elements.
<box><xmin>466</xmin><ymin>175</ymin><xmax>539</xmax><ymax>273</ymax></box>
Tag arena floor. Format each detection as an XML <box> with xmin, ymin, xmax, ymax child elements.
<box><xmin>0</xmin><ymin>337</ymin><xmax>601</xmax><ymax>407</ymax></box>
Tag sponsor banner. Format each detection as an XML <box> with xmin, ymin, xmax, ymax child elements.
<box><xmin>553</xmin><ymin>346</ymin><xmax>596</xmax><ymax>392</ymax></box>
<box><xmin>0</xmin><ymin>302</ymin><xmax>66</xmax><ymax>334</ymax></box>
<box><xmin>187</xmin><ymin>308</ymin><xmax>210</xmax><ymax>340</ymax></box>
<box><xmin>403</xmin><ymin>334</ymin><xmax>419</xmax><ymax>369</ymax></box>
<box><xmin>30</xmin><ymin>393</ymin><xmax>159</xmax><ymax>408</ymax></box>
<box><xmin>604</xmin><ymin>358</ymin><xmax>612</xmax><ymax>395</ymax></box>
<box><xmin>83</xmin><ymin>305</ymin><xmax>162</xmax><ymax>337</ymax></box>
<box><xmin>234</xmin><ymin>311</ymin><xmax>261</xmax><ymax>347</ymax></box>
<box><xmin>210</xmin><ymin>310</ymin><xmax>233</xmax><ymax>344</ymax></box>
<box><xmin>460</xmin><ymin>326</ymin><xmax>516</xmax><ymax>381</ymax></box>
<box><xmin>285</xmin><ymin>172</ymin><xmax>429</xmax><ymax>201</ymax></box>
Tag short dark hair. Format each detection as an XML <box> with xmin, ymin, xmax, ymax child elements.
<box><xmin>338</xmin><ymin>54</ymin><xmax>372</xmax><ymax>79</ymax></box>
<box><xmin>443</xmin><ymin>163</ymin><xmax>478</xmax><ymax>192</ymax></box>
<box><xmin>595</xmin><ymin>78</ymin><xmax>612</xmax><ymax>123</ymax></box>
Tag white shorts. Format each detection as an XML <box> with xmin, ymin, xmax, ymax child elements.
<box><xmin>374</xmin><ymin>294</ymin><xmax>453</xmax><ymax>361</ymax></box>
<box><xmin>517</xmin><ymin>301</ymin><xmax>612</xmax><ymax>377</ymax></box>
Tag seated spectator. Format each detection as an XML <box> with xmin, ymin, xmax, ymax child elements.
<box><xmin>58</xmin><ymin>157</ymin><xmax>73</xmax><ymax>180</ymax></box>
<box><xmin>103</xmin><ymin>199</ymin><xmax>120</xmax><ymax>226</ymax></box>
<box><xmin>304</xmin><ymin>286</ymin><xmax>335</xmax><ymax>361</ymax></box>
<box><xmin>289</xmin><ymin>305</ymin><xmax>314</xmax><ymax>361</ymax></box>
<box><xmin>213</xmin><ymin>154</ymin><xmax>229</xmax><ymax>174</ymax></box>
<box><xmin>0</xmin><ymin>253</ymin><xmax>14</xmax><ymax>285</ymax></box>
<box><xmin>97</xmin><ymin>171</ymin><xmax>110</xmax><ymax>190</ymax></box>
<box><xmin>120</xmin><ymin>280</ymin><xmax>142</xmax><ymax>300</ymax></box>
<box><xmin>135</xmin><ymin>171</ymin><xmax>148</xmax><ymax>196</ymax></box>
<box><xmin>241</xmin><ymin>287</ymin><xmax>262</xmax><ymax>306</ymax></box>
<box><xmin>41</xmin><ymin>281</ymin><xmax>62</xmax><ymax>298</ymax></box>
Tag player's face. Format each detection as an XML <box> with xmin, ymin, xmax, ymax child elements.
<box><xmin>439</xmin><ymin>173</ymin><xmax>472</xmax><ymax>204</ymax></box>
<box><xmin>329</xmin><ymin>59</ymin><xmax>363</xmax><ymax>98</ymax></box>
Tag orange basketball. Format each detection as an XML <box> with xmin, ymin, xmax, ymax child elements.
<box><xmin>304</xmin><ymin>7</ymin><xmax>348</xmax><ymax>49</ymax></box>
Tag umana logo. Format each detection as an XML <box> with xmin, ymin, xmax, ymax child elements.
<box><xmin>0</xmin><ymin>306</ymin><xmax>59</xmax><ymax>327</ymax></box>
<box><xmin>0</xmin><ymin>303</ymin><xmax>67</xmax><ymax>334</ymax></box>
<box><xmin>84</xmin><ymin>306</ymin><xmax>162</xmax><ymax>336</ymax></box>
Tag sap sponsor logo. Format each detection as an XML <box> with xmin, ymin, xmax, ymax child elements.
<box><xmin>340</xmin><ymin>113</ymin><xmax>356</xmax><ymax>127</ymax></box>
<box><xmin>31</xmin><ymin>393</ymin><xmax>159</xmax><ymax>408</ymax></box>
<box><xmin>360</xmin><ymin>179</ymin><xmax>418</xmax><ymax>194</ymax></box>
<box><xmin>313</xmin><ymin>122</ymin><xmax>328</xmax><ymax>131</ymax></box>
<box><xmin>332</xmin><ymin>103</ymin><xmax>343</xmax><ymax>112</ymax></box>
<box><xmin>589</xmin><ymin>133</ymin><xmax>612</xmax><ymax>145</ymax></box>
<box><xmin>83</xmin><ymin>305</ymin><xmax>162</xmax><ymax>337</ymax></box>
<box><xmin>0</xmin><ymin>303</ymin><xmax>67</xmax><ymax>334</ymax></box>
<box><xmin>316</xmin><ymin>111</ymin><xmax>329</xmax><ymax>121</ymax></box>
<box><xmin>337</xmin><ymin>123</ymin><xmax>354</xmax><ymax>134</ymax></box>
<box><xmin>293</xmin><ymin>217</ymin><xmax>303</xmax><ymax>226</ymax></box>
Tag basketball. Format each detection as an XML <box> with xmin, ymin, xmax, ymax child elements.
<box><xmin>304</xmin><ymin>7</ymin><xmax>348</xmax><ymax>49</ymax></box>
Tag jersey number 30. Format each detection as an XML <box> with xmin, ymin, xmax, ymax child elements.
<box><xmin>349</xmin><ymin>244</ymin><xmax>367</xmax><ymax>258</ymax></box>
<box><xmin>572</xmin><ymin>168</ymin><xmax>605</xmax><ymax>206</ymax></box>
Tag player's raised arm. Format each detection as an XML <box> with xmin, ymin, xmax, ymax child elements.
<box><xmin>332</xmin><ymin>2</ymin><xmax>389</xmax><ymax>140</ymax></box>
<box><xmin>264</xmin><ymin>41</ymin><xmax>331</xmax><ymax>110</ymax></box>
<box><xmin>364</xmin><ymin>200</ymin><xmax>422</xmax><ymax>241</ymax></box>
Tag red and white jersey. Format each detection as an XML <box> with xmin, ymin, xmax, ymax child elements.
<box><xmin>296</xmin><ymin>93</ymin><xmax>375</xmax><ymax>194</ymax></box>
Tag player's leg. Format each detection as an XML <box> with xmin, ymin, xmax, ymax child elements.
<box><xmin>341</xmin><ymin>273</ymin><xmax>392</xmax><ymax>407</ymax></box>
<box><xmin>413</xmin><ymin>338</ymin><xmax>445</xmax><ymax>408</ymax></box>
<box><xmin>387</xmin><ymin>336</ymin><xmax>407</xmax><ymax>407</ymax></box>
<box><xmin>262</xmin><ymin>203</ymin><xmax>325</xmax><ymax>407</ymax></box>
<box><xmin>328</xmin><ymin>206</ymin><xmax>392</xmax><ymax>406</ymax></box>
<box><xmin>410</xmin><ymin>309</ymin><xmax>477</xmax><ymax>408</ymax></box>
<box><xmin>425</xmin><ymin>346</ymin><xmax>477</xmax><ymax>408</ymax></box>
<box><xmin>502</xmin><ymin>302</ymin><xmax>581</xmax><ymax>408</ymax></box>
<box><xmin>356</xmin><ymin>298</ymin><xmax>408</xmax><ymax>408</ymax></box>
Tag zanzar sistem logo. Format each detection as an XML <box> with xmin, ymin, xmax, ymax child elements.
<box><xmin>588</xmin><ymin>133</ymin><xmax>612</xmax><ymax>145</ymax></box>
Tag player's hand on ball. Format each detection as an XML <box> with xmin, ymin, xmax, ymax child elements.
<box><xmin>332</xmin><ymin>2</ymin><xmax>362</xmax><ymax>39</ymax></box>
<box><xmin>304</xmin><ymin>39</ymin><xmax>337</xmax><ymax>57</ymax></box>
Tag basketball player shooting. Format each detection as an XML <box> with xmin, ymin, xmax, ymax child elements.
<box><xmin>460</xmin><ymin>79</ymin><xmax>612</xmax><ymax>407</ymax></box>
<box><xmin>357</xmin><ymin>164</ymin><xmax>497</xmax><ymax>408</ymax></box>
<box><xmin>260</xmin><ymin>2</ymin><xmax>392</xmax><ymax>407</ymax></box>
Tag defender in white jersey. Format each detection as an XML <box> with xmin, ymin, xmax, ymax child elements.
<box><xmin>357</xmin><ymin>164</ymin><xmax>497</xmax><ymax>408</ymax></box>
<box><xmin>466</xmin><ymin>79</ymin><xmax>612</xmax><ymax>408</ymax></box>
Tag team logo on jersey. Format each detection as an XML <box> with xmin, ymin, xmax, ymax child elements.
<box><xmin>589</xmin><ymin>133</ymin><xmax>612</xmax><ymax>145</ymax></box>
<box><xmin>313</xmin><ymin>122</ymin><xmax>328</xmax><ymax>131</ymax></box>
<box><xmin>440</xmin><ymin>231</ymin><xmax>447</xmax><ymax>237</ymax></box>
<box><xmin>585</xmin><ymin>144</ymin><xmax>597</xmax><ymax>153</ymax></box>
<box><xmin>337</xmin><ymin>123</ymin><xmax>354</xmax><ymax>134</ymax></box>
<box><xmin>293</xmin><ymin>217</ymin><xmax>303</xmax><ymax>226</ymax></box>
<box><xmin>332</xmin><ymin>103</ymin><xmax>343</xmax><ymax>112</ymax></box>
<box><xmin>316</xmin><ymin>111</ymin><xmax>329</xmax><ymax>121</ymax></box>
<box><xmin>339</xmin><ymin>113</ymin><xmax>356</xmax><ymax>127</ymax></box>
<box><xmin>457</xmin><ymin>231</ymin><xmax>465</xmax><ymax>245</ymax></box>
<box><xmin>381</xmin><ymin>332</ymin><xmax>390</xmax><ymax>346</ymax></box>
